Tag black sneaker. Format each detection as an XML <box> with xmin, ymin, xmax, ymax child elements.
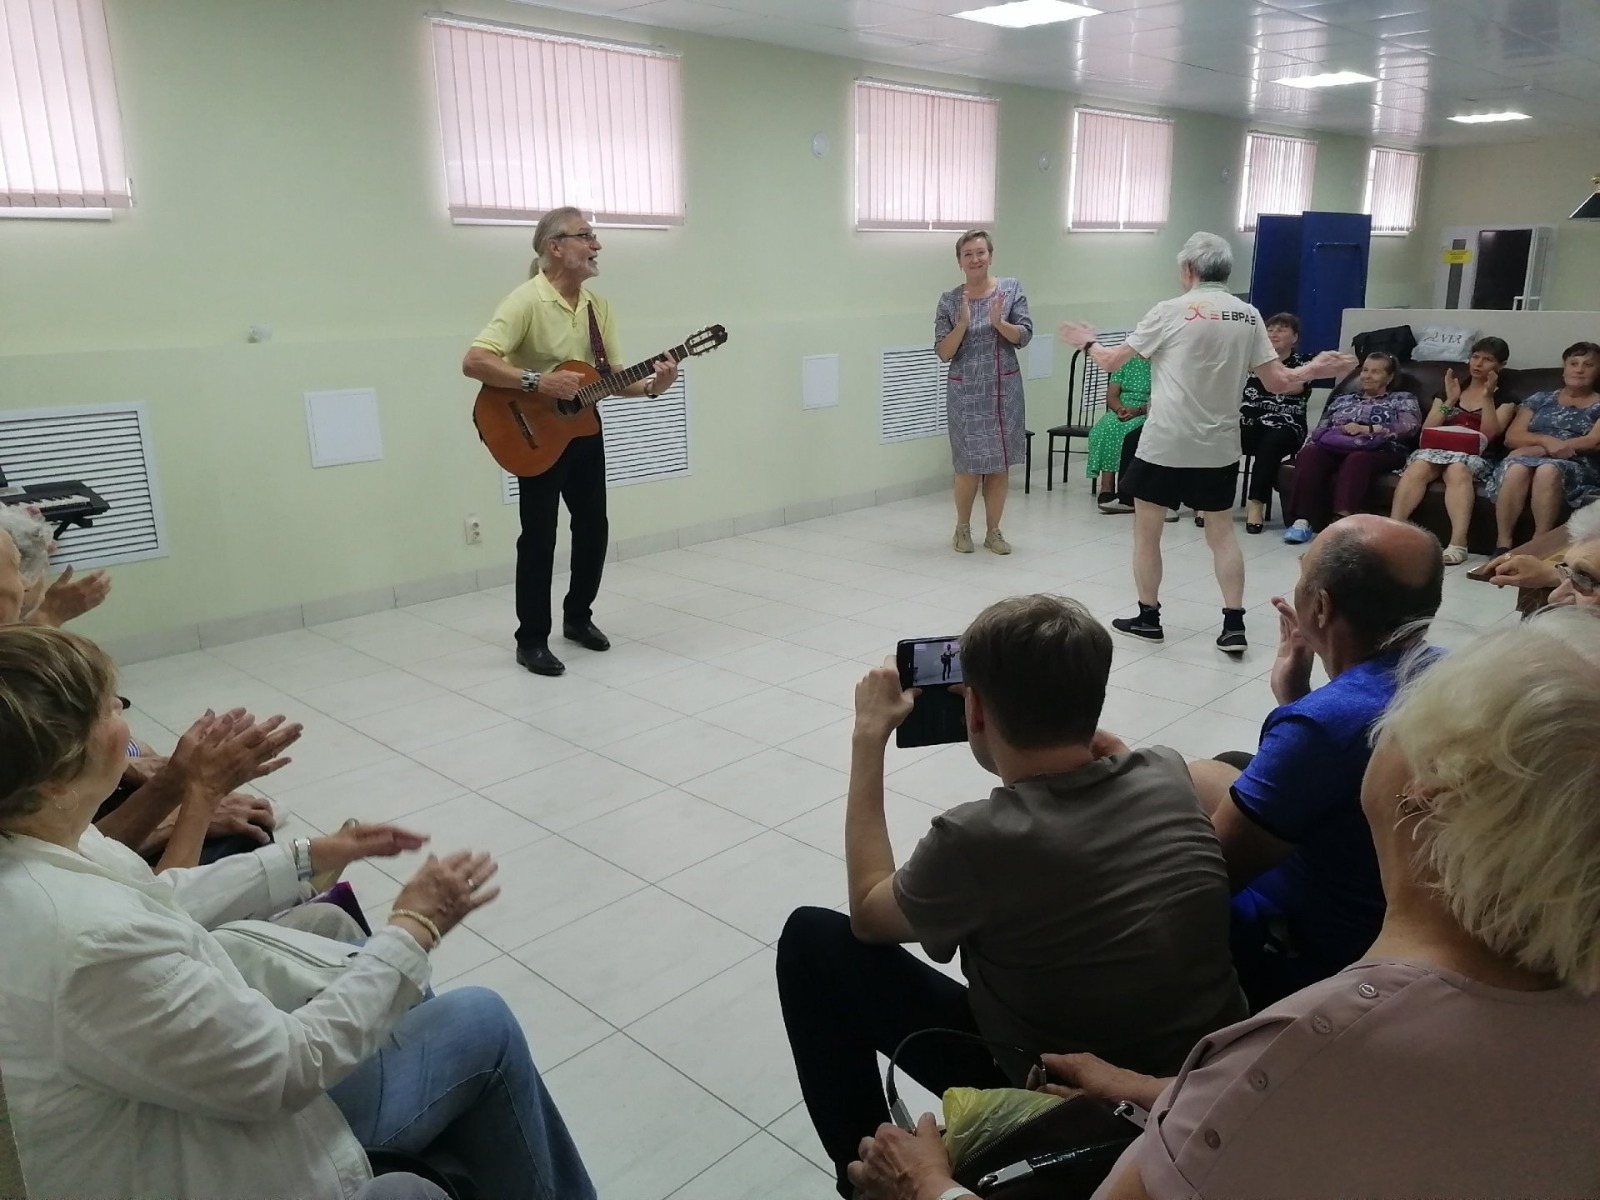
<box><xmin>1112</xmin><ymin>612</ymin><xmax>1164</xmax><ymax>643</ymax></box>
<box><xmin>1216</xmin><ymin>627</ymin><xmax>1248</xmax><ymax>655</ymax></box>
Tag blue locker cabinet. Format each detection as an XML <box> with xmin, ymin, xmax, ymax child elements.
<box><xmin>1248</xmin><ymin>211</ymin><xmax>1372</xmax><ymax>357</ymax></box>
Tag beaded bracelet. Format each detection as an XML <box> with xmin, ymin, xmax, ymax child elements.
<box><xmin>389</xmin><ymin>909</ymin><xmax>442</xmax><ymax>947</ymax></box>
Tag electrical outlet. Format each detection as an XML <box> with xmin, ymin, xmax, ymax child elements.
<box><xmin>464</xmin><ymin>514</ymin><xmax>482</xmax><ymax>545</ymax></box>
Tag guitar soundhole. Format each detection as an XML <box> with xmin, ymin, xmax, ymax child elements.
<box><xmin>556</xmin><ymin>398</ymin><xmax>582</xmax><ymax>416</ymax></box>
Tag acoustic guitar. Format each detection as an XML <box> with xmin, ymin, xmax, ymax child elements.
<box><xmin>474</xmin><ymin>325</ymin><xmax>728</xmax><ymax>478</ymax></box>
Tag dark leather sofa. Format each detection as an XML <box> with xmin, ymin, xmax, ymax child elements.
<box><xmin>1275</xmin><ymin>360</ymin><xmax>1568</xmax><ymax>554</ymax></box>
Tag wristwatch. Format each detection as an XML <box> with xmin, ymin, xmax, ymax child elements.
<box><xmin>292</xmin><ymin>837</ymin><xmax>315</xmax><ymax>884</ymax></box>
<box><xmin>520</xmin><ymin>369</ymin><xmax>541</xmax><ymax>393</ymax></box>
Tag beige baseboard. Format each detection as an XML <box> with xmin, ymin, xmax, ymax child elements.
<box><xmin>103</xmin><ymin>472</ymin><xmax>956</xmax><ymax>664</ymax></box>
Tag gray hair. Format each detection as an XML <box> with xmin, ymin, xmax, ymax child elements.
<box><xmin>529</xmin><ymin>206</ymin><xmax>587</xmax><ymax>278</ymax></box>
<box><xmin>1177</xmin><ymin>231</ymin><xmax>1234</xmax><ymax>283</ymax></box>
<box><xmin>0</xmin><ymin>508</ymin><xmax>52</xmax><ymax>590</ymax></box>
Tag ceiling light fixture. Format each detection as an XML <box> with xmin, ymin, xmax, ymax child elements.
<box><xmin>952</xmin><ymin>0</ymin><xmax>1101</xmax><ymax>29</ymax></box>
<box><xmin>1447</xmin><ymin>111</ymin><xmax>1531</xmax><ymax>124</ymax></box>
<box><xmin>1275</xmin><ymin>70</ymin><xmax>1377</xmax><ymax>90</ymax></box>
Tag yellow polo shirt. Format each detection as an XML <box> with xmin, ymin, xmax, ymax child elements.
<box><xmin>471</xmin><ymin>272</ymin><xmax>620</xmax><ymax>374</ymax></box>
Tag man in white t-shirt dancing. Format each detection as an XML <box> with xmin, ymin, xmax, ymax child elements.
<box><xmin>1061</xmin><ymin>232</ymin><xmax>1354</xmax><ymax>653</ymax></box>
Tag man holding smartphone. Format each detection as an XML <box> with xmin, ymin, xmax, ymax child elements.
<box><xmin>774</xmin><ymin>594</ymin><xmax>1246</xmax><ymax>1199</ymax></box>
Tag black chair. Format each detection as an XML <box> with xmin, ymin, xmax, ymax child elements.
<box><xmin>1024</xmin><ymin>428</ymin><xmax>1034</xmax><ymax>494</ymax></box>
<box><xmin>1046</xmin><ymin>335</ymin><xmax>1129</xmax><ymax>492</ymax></box>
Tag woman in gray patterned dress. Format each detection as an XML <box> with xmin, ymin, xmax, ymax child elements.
<box><xmin>934</xmin><ymin>229</ymin><xmax>1033</xmax><ymax>554</ymax></box>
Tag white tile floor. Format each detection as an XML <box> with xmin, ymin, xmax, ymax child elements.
<box><xmin>116</xmin><ymin>480</ymin><xmax>1518</xmax><ymax>1200</ymax></box>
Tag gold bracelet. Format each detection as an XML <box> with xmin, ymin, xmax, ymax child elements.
<box><xmin>389</xmin><ymin>909</ymin><xmax>442</xmax><ymax>947</ymax></box>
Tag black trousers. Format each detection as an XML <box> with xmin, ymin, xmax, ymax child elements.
<box><xmin>1240</xmin><ymin>425</ymin><xmax>1305</xmax><ymax>505</ymax></box>
<box><xmin>775</xmin><ymin>907</ymin><xmax>1008</xmax><ymax>1198</ymax></box>
<box><xmin>515</xmin><ymin>432</ymin><xmax>608</xmax><ymax>647</ymax></box>
<box><xmin>1113</xmin><ymin>424</ymin><xmax>1143</xmax><ymax>504</ymax></box>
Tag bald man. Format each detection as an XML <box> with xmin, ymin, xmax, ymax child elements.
<box><xmin>1188</xmin><ymin>515</ymin><xmax>1444</xmax><ymax>1010</ymax></box>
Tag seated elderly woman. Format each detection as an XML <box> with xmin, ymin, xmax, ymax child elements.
<box><xmin>0</xmin><ymin>504</ymin><xmax>111</xmax><ymax>627</ymax></box>
<box><xmin>0</xmin><ymin>507</ymin><xmax>301</xmax><ymax>870</ymax></box>
<box><xmin>0</xmin><ymin>626</ymin><xmax>595</xmax><ymax>1200</ymax></box>
<box><xmin>1283</xmin><ymin>352</ymin><xmax>1422</xmax><ymax>544</ymax></box>
<box><xmin>1086</xmin><ymin>354</ymin><xmax>1151</xmax><ymax>512</ymax></box>
<box><xmin>1389</xmin><ymin>336</ymin><xmax>1515</xmax><ymax>565</ymax></box>
<box><xmin>1486</xmin><ymin>340</ymin><xmax>1600</xmax><ymax>558</ymax></box>
<box><xmin>849</xmin><ymin>606</ymin><xmax>1600</xmax><ymax>1200</ymax></box>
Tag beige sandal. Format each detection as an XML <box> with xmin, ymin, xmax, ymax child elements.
<box><xmin>1442</xmin><ymin>544</ymin><xmax>1469</xmax><ymax>566</ymax></box>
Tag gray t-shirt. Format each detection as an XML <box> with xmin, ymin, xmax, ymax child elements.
<box><xmin>892</xmin><ymin>747</ymin><xmax>1246</xmax><ymax>1081</ymax></box>
<box><xmin>1125</xmin><ymin>283</ymin><xmax>1277</xmax><ymax>469</ymax></box>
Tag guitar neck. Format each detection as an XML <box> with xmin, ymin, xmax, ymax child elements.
<box><xmin>585</xmin><ymin>344</ymin><xmax>687</xmax><ymax>401</ymax></box>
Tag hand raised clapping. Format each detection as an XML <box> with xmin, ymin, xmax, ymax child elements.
<box><xmin>167</xmin><ymin>708</ymin><xmax>304</xmax><ymax>801</ymax></box>
<box><xmin>389</xmin><ymin>850</ymin><xmax>500</xmax><ymax>945</ymax></box>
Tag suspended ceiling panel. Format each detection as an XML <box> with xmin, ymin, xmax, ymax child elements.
<box><xmin>515</xmin><ymin>0</ymin><xmax>1600</xmax><ymax>145</ymax></box>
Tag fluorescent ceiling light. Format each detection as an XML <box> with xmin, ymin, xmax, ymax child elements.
<box><xmin>952</xmin><ymin>0</ymin><xmax>1101</xmax><ymax>29</ymax></box>
<box><xmin>1275</xmin><ymin>70</ymin><xmax>1377</xmax><ymax>89</ymax></box>
<box><xmin>1448</xmin><ymin>111</ymin><xmax>1531</xmax><ymax>124</ymax></box>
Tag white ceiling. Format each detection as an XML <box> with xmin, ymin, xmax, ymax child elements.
<box><xmin>515</xmin><ymin>0</ymin><xmax>1600</xmax><ymax>145</ymax></box>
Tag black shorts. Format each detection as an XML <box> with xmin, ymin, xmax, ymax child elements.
<box><xmin>1123</xmin><ymin>457</ymin><xmax>1239</xmax><ymax>513</ymax></box>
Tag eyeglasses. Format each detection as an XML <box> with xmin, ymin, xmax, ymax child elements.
<box><xmin>551</xmin><ymin>230</ymin><xmax>600</xmax><ymax>245</ymax></box>
<box><xmin>1555</xmin><ymin>562</ymin><xmax>1600</xmax><ymax>596</ymax></box>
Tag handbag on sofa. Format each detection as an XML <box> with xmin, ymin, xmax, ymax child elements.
<box><xmin>1352</xmin><ymin>325</ymin><xmax>1417</xmax><ymax>363</ymax></box>
<box><xmin>1420</xmin><ymin>426</ymin><xmax>1488</xmax><ymax>455</ymax></box>
<box><xmin>884</xmin><ymin>1030</ymin><xmax>1143</xmax><ymax>1200</ymax></box>
<box><xmin>212</xmin><ymin>918</ymin><xmax>359</xmax><ymax>1011</ymax></box>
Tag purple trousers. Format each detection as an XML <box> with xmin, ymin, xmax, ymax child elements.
<box><xmin>1287</xmin><ymin>441</ymin><xmax>1406</xmax><ymax>529</ymax></box>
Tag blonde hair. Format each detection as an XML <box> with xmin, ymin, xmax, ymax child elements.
<box><xmin>1376</xmin><ymin>606</ymin><xmax>1600</xmax><ymax>992</ymax></box>
<box><xmin>954</xmin><ymin>229</ymin><xmax>993</xmax><ymax>259</ymax></box>
<box><xmin>529</xmin><ymin>206</ymin><xmax>586</xmax><ymax>278</ymax></box>
<box><xmin>0</xmin><ymin>626</ymin><xmax>117</xmax><ymax>824</ymax></box>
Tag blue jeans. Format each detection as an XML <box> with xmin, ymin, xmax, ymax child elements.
<box><xmin>329</xmin><ymin>987</ymin><xmax>595</xmax><ymax>1200</ymax></box>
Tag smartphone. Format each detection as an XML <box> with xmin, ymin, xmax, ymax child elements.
<box><xmin>895</xmin><ymin>636</ymin><xmax>968</xmax><ymax>749</ymax></box>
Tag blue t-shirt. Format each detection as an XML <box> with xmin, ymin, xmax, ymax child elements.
<box><xmin>1231</xmin><ymin>653</ymin><xmax>1412</xmax><ymax>983</ymax></box>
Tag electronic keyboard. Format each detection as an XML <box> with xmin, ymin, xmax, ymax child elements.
<box><xmin>0</xmin><ymin>480</ymin><xmax>112</xmax><ymax>538</ymax></box>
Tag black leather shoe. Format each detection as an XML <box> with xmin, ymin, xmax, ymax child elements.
<box><xmin>562</xmin><ymin>621</ymin><xmax>611</xmax><ymax>652</ymax></box>
<box><xmin>1246</xmin><ymin>522</ymin><xmax>1264</xmax><ymax>535</ymax></box>
<box><xmin>515</xmin><ymin>644</ymin><xmax>565</xmax><ymax>676</ymax></box>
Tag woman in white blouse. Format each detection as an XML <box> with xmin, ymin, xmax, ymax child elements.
<box><xmin>0</xmin><ymin>626</ymin><xmax>595</xmax><ymax>1200</ymax></box>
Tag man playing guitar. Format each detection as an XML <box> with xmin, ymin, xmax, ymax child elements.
<box><xmin>463</xmin><ymin>206</ymin><xmax>678</xmax><ymax>677</ymax></box>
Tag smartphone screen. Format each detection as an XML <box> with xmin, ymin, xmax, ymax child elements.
<box><xmin>896</xmin><ymin>636</ymin><xmax>968</xmax><ymax>748</ymax></box>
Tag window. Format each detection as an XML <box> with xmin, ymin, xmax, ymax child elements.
<box><xmin>1364</xmin><ymin>146</ymin><xmax>1421</xmax><ymax>235</ymax></box>
<box><xmin>855</xmin><ymin>80</ymin><xmax>996</xmax><ymax>231</ymax></box>
<box><xmin>1067</xmin><ymin>108</ymin><xmax>1173</xmax><ymax>232</ymax></box>
<box><xmin>0</xmin><ymin>0</ymin><xmax>130</xmax><ymax>215</ymax></box>
<box><xmin>1238</xmin><ymin>131</ymin><xmax>1316</xmax><ymax>232</ymax></box>
<box><xmin>428</xmin><ymin>17</ymin><xmax>683</xmax><ymax>226</ymax></box>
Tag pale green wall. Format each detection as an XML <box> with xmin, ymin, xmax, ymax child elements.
<box><xmin>0</xmin><ymin>0</ymin><xmax>1419</xmax><ymax>642</ymax></box>
<box><xmin>1412</xmin><ymin>135</ymin><xmax>1600</xmax><ymax>311</ymax></box>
